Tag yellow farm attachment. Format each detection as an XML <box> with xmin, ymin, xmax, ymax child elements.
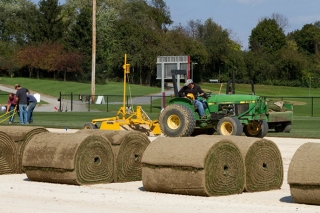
<box><xmin>83</xmin><ymin>54</ymin><xmax>162</xmax><ymax>136</ymax></box>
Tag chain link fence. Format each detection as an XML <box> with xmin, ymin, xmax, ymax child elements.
<box><xmin>1</xmin><ymin>92</ymin><xmax>318</xmax><ymax>116</ymax></box>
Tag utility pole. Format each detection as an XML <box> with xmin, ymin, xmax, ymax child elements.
<box><xmin>91</xmin><ymin>0</ymin><xmax>96</xmax><ymax>103</ymax></box>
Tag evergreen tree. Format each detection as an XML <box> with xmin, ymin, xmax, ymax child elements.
<box><xmin>38</xmin><ymin>0</ymin><xmax>65</xmax><ymax>42</ymax></box>
<box><xmin>249</xmin><ymin>18</ymin><xmax>286</xmax><ymax>53</ymax></box>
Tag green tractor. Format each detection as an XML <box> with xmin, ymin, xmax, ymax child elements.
<box><xmin>158</xmin><ymin>71</ymin><xmax>269</xmax><ymax>137</ymax></box>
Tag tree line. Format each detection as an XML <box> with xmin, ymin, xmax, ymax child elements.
<box><xmin>0</xmin><ymin>0</ymin><xmax>320</xmax><ymax>87</ymax></box>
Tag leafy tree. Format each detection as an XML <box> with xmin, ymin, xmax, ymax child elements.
<box><xmin>259</xmin><ymin>13</ymin><xmax>289</xmax><ymax>32</ymax></box>
<box><xmin>249</xmin><ymin>18</ymin><xmax>286</xmax><ymax>53</ymax></box>
<box><xmin>38</xmin><ymin>0</ymin><xmax>65</xmax><ymax>42</ymax></box>
<box><xmin>0</xmin><ymin>0</ymin><xmax>39</xmax><ymax>44</ymax></box>
<box><xmin>294</xmin><ymin>24</ymin><xmax>320</xmax><ymax>55</ymax></box>
<box><xmin>194</xmin><ymin>18</ymin><xmax>231</xmax><ymax>81</ymax></box>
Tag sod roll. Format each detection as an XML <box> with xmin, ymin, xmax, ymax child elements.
<box><xmin>0</xmin><ymin>131</ymin><xmax>18</xmax><ymax>174</ymax></box>
<box><xmin>141</xmin><ymin>137</ymin><xmax>245</xmax><ymax>196</ymax></box>
<box><xmin>22</xmin><ymin>132</ymin><xmax>114</xmax><ymax>185</ymax></box>
<box><xmin>78</xmin><ymin>130</ymin><xmax>151</xmax><ymax>182</ymax></box>
<box><xmin>198</xmin><ymin>135</ymin><xmax>283</xmax><ymax>192</ymax></box>
<box><xmin>288</xmin><ymin>142</ymin><xmax>320</xmax><ymax>205</ymax></box>
<box><xmin>0</xmin><ymin>126</ymin><xmax>48</xmax><ymax>173</ymax></box>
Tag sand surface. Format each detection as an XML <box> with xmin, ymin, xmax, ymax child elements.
<box><xmin>1</xmin><ymin>132</ymin><xmax>320</xmax><ymax>213</ymax></box>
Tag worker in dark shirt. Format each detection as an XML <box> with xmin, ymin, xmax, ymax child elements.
<box><xmin>15</xmin><ymin>84</ymin><xmax>29</xmax><ymax>124</ymax></box>
<box><xmin>178</xmin><ymin>79</ymin><xmax>206</xmax><ymax>119</ymax></box>
<box><xmin>27</xmin><ymin>94</ymin><xmax>37</xmax><ymax>124</ymax></box>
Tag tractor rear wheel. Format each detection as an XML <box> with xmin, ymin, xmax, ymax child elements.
<box><xmin>159</xmin><ymin>104</ymin><xmax>196</xmax><ymax>137</ymax></box>
<box><xmin>275</xmin><ymin>121</ymin><xmax>292</xmax><ymax>133</ymax></box>
<box><xmin>83</xmin><ymin>123</ymin><xmax>98</xmax><ymax>129</ymax></box>
<box><xmin>217</xmin><ymin>117</ymin><xmax>243</xmax><ymax>136</ymax></box>
<box><xmin>244</xmin><ymin>120</ymin><xmax>268</xmax><ymax>138</ymax></box>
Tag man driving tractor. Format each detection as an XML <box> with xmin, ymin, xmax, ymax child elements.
<box><xmin>178</xmin><ymin>79</ymin><xmax>207</xmax><ymax>119</ymax></box>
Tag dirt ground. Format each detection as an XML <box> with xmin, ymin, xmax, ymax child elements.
<box><xmin>1</xmin><ymin>130</ymin><xmax>320</xmax><ymax>213</ymax></box>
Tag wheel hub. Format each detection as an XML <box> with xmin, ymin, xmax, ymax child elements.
<box><xmin>167</xmin><ymin>114</ymin><xmax>180</xmax><ymax>130</ymax></box>
<box><xmin>247</xmin><ymin>121</ymin><xmax>261</xmax><ymax>135</ymax></box>
<box><xmin>221</xmin><ymin>122</ymin><xmax>233</xmax><ymax>135</ymax></box>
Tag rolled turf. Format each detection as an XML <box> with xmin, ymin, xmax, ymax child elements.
<box><xmin>0</xmin><ymin>126</ymin><xmax>48</xmax><ymax>173</ymax></box>
<box><xmin>78</xmin><ymin>130</ymin><xmax>151</xmax><ymax>182</ymax></box>
<box><xmin>22</xmin><ymin>132</ymin><xmax>114</xmax><ymax>185</ymax></box>
<box><xmin>288</xmin><ymin>142</ymin><xmax>320</xmax><ymax>205</ymax></box>
<box><xmin>198</xmin><ymin>135</ymin><xmax>283</xmax><ymax>192</ymax></box>
<box><xmin>0</xmin><ymin>131</ymin><xmax>17</xmax><ymax>174</ymax></box>
<box><xmin>141</xmin><ymin>136</ymin><xmax>245</xmax><ymax>196</ymax></box>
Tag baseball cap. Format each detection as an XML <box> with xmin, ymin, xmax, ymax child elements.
<box><xmin>184</xmin><ymin>79</ymin><xmax>193</xmax><ymax>86</ymax></box>
<box><xmin>15</xmin><ymin>84</ymin><xmax>21</xmax><ymax>89</ymax></box>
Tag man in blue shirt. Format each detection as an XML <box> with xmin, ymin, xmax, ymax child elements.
<box><xmin>27</xmin><ymin>94</ymin><xmax>37</xmax><ymax>124</ymax></box>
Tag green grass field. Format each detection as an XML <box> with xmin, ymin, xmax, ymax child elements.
<box><xmin>1</xmin><ymin>112</ymin><xmax>319</xmax><ymax>138</ymax></box>
<box><xmin>0</xmin><ymin>77</ymin><xmax>320</xmax><ymax>138</ymax></box>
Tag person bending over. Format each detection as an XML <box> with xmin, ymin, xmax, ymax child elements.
<box><xmin>6</xmin><ymin>93</ymin><xmax>17</xmax><ymax>124</ymax></box>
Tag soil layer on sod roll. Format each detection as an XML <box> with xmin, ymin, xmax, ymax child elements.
<box><xmin>288</xmin><ymin>142</ymin><xmax>320</xmax><ymax>205</ymax></box>
<box><xmin>141</xmin><ymin>137</ymin><xmax>245</xmax><ymax>196</ymax></box>
<box><xmin>78</xmin><ymin>130</ymin><xmax>150</xmax><ymax>182</ymax></box>
<box><xmin>0</xmin><ymin>131</ymin><xmax>17</xmax><ymax>174</ymax></box>
<box><xmin>22</xmin><ymin>132</ymin><xmax>114</xmax><ymax>185</ymax></box>
<box><xmin>199</xmin><ymin>135</ymin><xmax>283</xmax><ymax>192</ymax></box>
<box><xmin>0</xmin><ymin>126</ymin><xmax>48</xmax><ymax>173</ymax></box>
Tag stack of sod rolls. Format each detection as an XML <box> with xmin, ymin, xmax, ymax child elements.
<box><xmin>198</xmin><ymin>135</ymin><xmax>283</xmax><ymax>192</ymax></box>
<box><xmin>78</xmin><ymin>130</ymin><xmax>151</xmax><ymax>182</ymax></box>
<box><xmin>288</xmin><ymin>142</ymin><xmax>320</xmax><ymax>205</ymax></box>
<box><xmin>141</xmin><ymin>137</ymin><xmax>245</xmax><ymax>196</ymax></box>
<box><xmin>0</xmin><ymin>126</ymin><xmax>48</xmax><ymax>173</ymax></box>
<box><xmin>0</xmin><ymin>130</ymin><xmax>17</xmax><ymax>174</ymax></box>
<box><xmin>22</xmin><ymin>132</ymin><xmax>114</xmax><ymax>185</ymax></box>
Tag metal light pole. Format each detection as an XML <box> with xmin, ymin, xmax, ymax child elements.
<box><xmin>191</xmin><ymin>62</ymin><xmax>197</xmax><ymax>80</ymax></box>
<box><xmin>91</xmin><ymin>0</ymin><xmax>96</xmax><ymax>103</ymax></box>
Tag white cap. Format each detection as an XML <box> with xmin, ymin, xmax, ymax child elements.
<box><xmin>184</xmin><ymin>79</ymin><xmax>193</xmax><ymax>86</ymax></box>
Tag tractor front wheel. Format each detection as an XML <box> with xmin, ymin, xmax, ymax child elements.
<box><xmin>244</xmin><ymin>120</ymin><xmax>268</xmax><ymax>138</ymax></box>
<box><xmin>217</xmin><ymin>117</ymin><xmax>243</xmax><ymax>136</ymax></box>
<box><xmin>159</xmin><ymin>104</ymin><xmax>196</xmax><ymax>137</ymax></box>
<box><xmin>83</xmin><ymin>123</ymin><xmax>98</xmax><ymax>129</ymax></box>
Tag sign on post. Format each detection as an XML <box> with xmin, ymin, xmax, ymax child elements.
<box><xmin>156</xmin><ymin>56</ymin><xmax>190</xmax><ymax>109</ymax></box>
<box><xmin>95</xmin><ymin>96</ymin><xmax>105</xmax><ymax>104</ymax></box>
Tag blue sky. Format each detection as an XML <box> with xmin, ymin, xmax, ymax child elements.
<box><xmin>165</xmin><ymin>0</ymin><xmax>320</xmax><ymax>49</ymax></box>
<box><xmin>31</xmin><ymin>0</ymin><xmax>320</xmax><ymax>49</ymax></box>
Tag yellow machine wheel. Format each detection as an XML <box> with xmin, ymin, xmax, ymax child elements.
<box><xmin>83</xmin><ymin>123</ymin><xmax>98</xmax><ymax>129</ymax></box>
<box><xmin>217</xmin><ymin>117</ymin><xmax>243</xmax><ymax>136</ymax></box>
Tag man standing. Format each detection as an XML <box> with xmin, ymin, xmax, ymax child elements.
<box><xmin>178</xmin><ymin>79</ymin><xmax>207</xmax><ymax>119</ymax></box>
<box><xmin>15</xmin><ymin>84</ymin><xmax>29</xmax><ymax>124</ymax></box>
<box><xmin>6</xmin><ymin>93</ymin><xmax>17</xmax><ymax>124</ymax></box>
<box><xmin>27</xmin><ymin>94</ymin><xmax>37</xmax><ymax>123</ymax></box>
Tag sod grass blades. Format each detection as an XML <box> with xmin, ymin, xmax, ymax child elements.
<box><xmin>198</xmin><ymin>135</ymin><xmax>283</xmax><ymax>192</ymax></box>
<box><xmin>22</xmin><ymin>132</ymin><xmax>114</xmax><ymax>185</ymax></box>
<box><xmin>78</xmin><ymin>129</ymin><xmax>151</xmax><ymax>182</ymax></box>
<box><xmin>0</xmin><ymin>130</ymin><xmax>18</xmax><ymax>174</ymax></box>
<box><xmin>0</xmin><ymin>126</ymin><xmax>48</xmax><ymax>173</ymax></box>
<box><xmin>141</xmin><ymin>136</ymin><xmax>245</xmax><ymax>196</ymax></box>
<box><xmin>288</xmin><ymin>142</ymin><xmax>320</xmax><ymax>205</ymax></box>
